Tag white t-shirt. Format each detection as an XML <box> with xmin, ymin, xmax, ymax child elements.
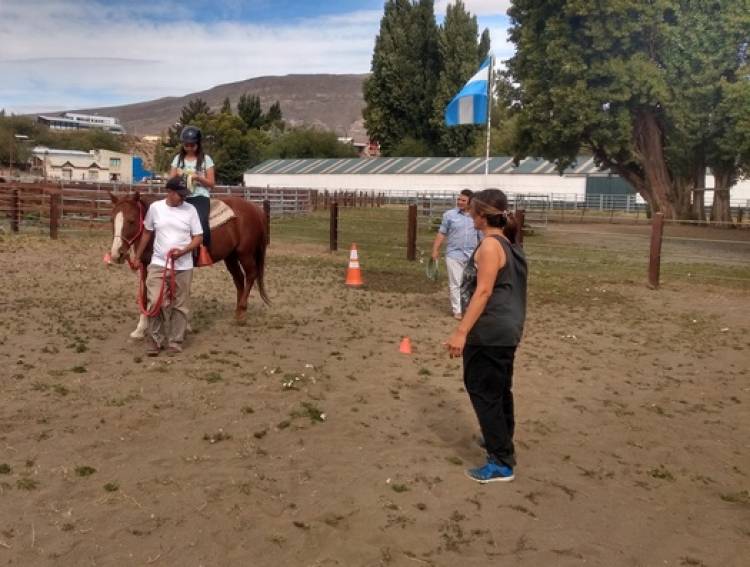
<box><xmin>144</xmin><ymin>199</ymin><xmax>203</xmax><ymax>270</ymax></box>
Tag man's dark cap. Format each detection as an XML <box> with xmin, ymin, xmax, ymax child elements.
<box><xmin>165</xmin><ymin>175</ymin><xmax>189</xmax><ymax>197</ymax></box>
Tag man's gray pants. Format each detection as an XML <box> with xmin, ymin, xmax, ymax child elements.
<box><xmin>146</xmin><ymin>265</ymin><xmax>193</xmax><ymax>347</ymax></box>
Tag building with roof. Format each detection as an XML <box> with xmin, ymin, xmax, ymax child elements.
<box><xmin>37</xmin><ymin>112</ymin><xmax>125</xmax><ymax>134</ymax></box>
<box><xmin>31</xmin><ymin>147</ymin><xmax>134</xmax><ymax>183</ymax></box>
<box><xmin>244</xmin><ymin>156</ymin><xmax>750</xmax><ymax>205</ymax></box>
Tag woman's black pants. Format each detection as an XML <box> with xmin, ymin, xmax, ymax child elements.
<box><xmin>185</xmin><ymin>195</ymin><xmax>210</xmax><ymax>249</ymax></box>
<box><xmin>463</xmin><ymin>345</ymin><xmax>517</xmax><ymax>468</ymax></box>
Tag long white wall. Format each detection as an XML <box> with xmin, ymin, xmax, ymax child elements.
<box><xmin>244</xmin><ymin>172</ymin><xmax>750</xmax><ymax>205</ymax></box>
<box><xmin>243</xmin><ymin>173</ymin><xmax>588</xmax><ymax>197</ymax></box>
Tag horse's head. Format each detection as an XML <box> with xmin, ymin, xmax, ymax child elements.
<box><xmin>109</xmin><ymin>192</ymin><xmax>145</xmax><ymax>264</ymax></box>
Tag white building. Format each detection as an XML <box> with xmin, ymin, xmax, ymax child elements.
<box><xmin>37</xmin><ymin>112</ymin><xmax>125</xmax><ymax>134</ymax></box>
<box><xmin>31</xmin><ymin>147</ymin><xmax>133</xmax><ymax>183</ymax></box>
<box><xmin>244</xmin><ymin>156</ymin><xmax>750</xmax><ymax>206</ymax></box>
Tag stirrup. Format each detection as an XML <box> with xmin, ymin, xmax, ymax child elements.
<box><xmin>196</xmin><ymin>245</ymin><xmax>213</xmax><ymax>267</ymax></box>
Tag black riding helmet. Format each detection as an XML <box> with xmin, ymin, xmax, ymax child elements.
<box><xmin>180</xmin><ymin>125</ymin><xmax>202</xmax><ymax>144</ymax></box>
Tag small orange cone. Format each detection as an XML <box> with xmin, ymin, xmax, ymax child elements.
<box><xmin>345</xmin><ymin>243</ymin><xmax>364</xmax><ymax>287</ymax></box>
<box><xmin>399</xmin><ymin>336</ymin><xmax>412</xmax><ymax>354</ymax></box>
<box><xmin>103</xmin><ymin>252</ymin><xmax>112</xmax><ymax>264</ymax></box>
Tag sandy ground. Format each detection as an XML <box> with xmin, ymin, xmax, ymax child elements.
<box><xmin>0</xmin><ymin>232</ymin><xmax>749</xmax><ymax>567</ymax></box>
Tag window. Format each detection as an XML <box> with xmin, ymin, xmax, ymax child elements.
<box><xmin>62</xmin><ymin>168</ymin><xmax>72</xmax><ymax>180</ymax></box>
<box><xmin>88</xmin><ymin>170</ymin><xmax>99</xmax><ymax>180</ymax></box>
<box><xmin>110</xmin><ymin>158</ymin><xmax>121</xmax><ymax>169</ymax></box>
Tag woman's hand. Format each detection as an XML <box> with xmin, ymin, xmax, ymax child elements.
<box><xmin>444</xmin><ymin>329</ymin><xmax>467</xmax><ymax>358</ymax></box>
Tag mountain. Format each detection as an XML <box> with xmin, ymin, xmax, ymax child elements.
<box><xmin>72</xmin><ymin>74</ymin><xmax>369</xmax><ymax>142</ymax></box>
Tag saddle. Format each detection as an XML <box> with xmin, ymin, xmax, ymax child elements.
<box><xmin>208</xmin><ymin>199</ymin><xmax>235</xmax><ymax>230</ymax></box>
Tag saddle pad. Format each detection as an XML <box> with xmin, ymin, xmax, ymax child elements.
<box><xmin>209</xmin><ymin>199</ymin><xmax>235</xmax><ymax>230</ymax></box>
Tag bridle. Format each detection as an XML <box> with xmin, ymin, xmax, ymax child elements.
<box><xmin>112</xmin><ymin>199</ymin><xmax>145</xmax><ymax>270</ymax></box>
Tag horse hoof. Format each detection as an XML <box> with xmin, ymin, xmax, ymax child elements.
<box><xmin>130</xmin><ymin>330</ymin><xmax>145</xmax><ymax>339</ymax></box>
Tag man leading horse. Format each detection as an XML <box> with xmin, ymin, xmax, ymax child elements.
<box><xmin>133</xmin><ymin>176</ymin><xmax>203</xmax><ymax>356</ymax></box>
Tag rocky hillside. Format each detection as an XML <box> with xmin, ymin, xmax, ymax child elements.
<box><xmin>72</xmin><ymin>74</ymin><xmax>369</xmax><ymax>142</ymax></box>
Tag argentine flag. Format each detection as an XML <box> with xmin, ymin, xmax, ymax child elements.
<box><xmin>444</xmin><ymin>57</ymin><xmax>492</xmax><ymax>126</ymax></box>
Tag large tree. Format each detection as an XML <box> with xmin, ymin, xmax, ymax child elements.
<box><xmin>505</xmin><ymin>0</ymin><xmax>750</xmax><ymax>219</ymax></box>
<box><xmin>363</xmin><ymin>0</ymin><xmax>441</xmax><ymax>155</ymax></box>
<box><xmin>431</xmin><ymin>0</ymin><xmax>488</xmax><ymax>156</ymax></box>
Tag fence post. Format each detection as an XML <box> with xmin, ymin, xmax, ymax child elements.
<box><xmin>407</xmin><ymin>203</ymin><xmax>417</xmax><ymax>261</ymax></box>
<box><xmin>515</xmin><ymin>209</ymin><xmax>525</xmax><ymax>247</ymax></box>
<box><xmin>329</xmin><ymin>201</ymin><xmax>338</xmax><ymax>252</ymax></box>
<box><xmin>50</xmin><ymin>191</ymin><xmax>61</xmax><ymax>240</ymax></box>
<box><xmin>648</xmin><ymin>212</ymin><xmax>665</xmax><ymax>289</ymax></box>
<box><xmin>263</xmin><ymin>199</ymin><xmax>271</xmax><ymax>246</ymax></box>
<box><xmin>11</xmin><ymin>189</ymin><xmax>20</xmax><ymax>233</ymax></box>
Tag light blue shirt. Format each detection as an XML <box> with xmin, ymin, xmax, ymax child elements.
<box><xmin>171</xmin><ymin>154</ymin><xmax>215</xmax><ymax>198</ymax></box>
<box><xmin>439</xmin><ymin>208</ymin><xmax>480</xmax><ymax>261</ymax></box>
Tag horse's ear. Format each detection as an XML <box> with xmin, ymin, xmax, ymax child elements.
<box><xmin>109</xmin><ymin>192</ymin><xmax>119</xmax><ymax>204</ymax></box>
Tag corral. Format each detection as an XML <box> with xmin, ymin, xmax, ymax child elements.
<box><xmin>1</xmin><ymin>203</ymin><xmax>749</xmax><ymax>566</ymax></box>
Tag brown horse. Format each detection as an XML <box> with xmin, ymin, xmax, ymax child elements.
<box><xmin>108</xmin><ymin>191</ymin><xmax>269</xmax><ymax>338</ymax></box>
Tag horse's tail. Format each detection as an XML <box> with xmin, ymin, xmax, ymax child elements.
<box><xmin>255</xmin><ymin>207</ymin><xmax>270</xmax><ymax>305</ymax></box>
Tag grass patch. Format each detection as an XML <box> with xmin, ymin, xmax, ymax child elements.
<box><xmin>290</xmin><ymin>401</ymin><xmax>326</xmax><ymax>424</ymax></box>
<box><xmin>75</xmin><ymin>465</ymin><xmax>96</xmax><ymax>477</ymax></box>
<box><xmin>17</xmin><ymin>477</ymin><xmax>39</xmax><ymax>490</ymax></box>
<box><xmin>103</xmin><ymin>482</ymin><xmax>119</xmax><ymax>492</ymax></box>
<box><xmin>0</xmin><ymin>463</ymin><xmax>11</xmax><ymax>474</ymax></box>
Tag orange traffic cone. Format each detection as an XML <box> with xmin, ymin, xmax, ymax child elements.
<box><xmin>345</xmin><ymin>243</ymin><xmax>364</xmax><ymax>287</ymax></box>
<box><xmin>399</xmin><ymin>337</ymin><xmax>412</xmax><ymax>354</ymax></box>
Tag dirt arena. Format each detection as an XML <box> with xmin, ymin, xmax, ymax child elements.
<box><xmin>1</xmin><ymin>221</ymin><xmax>748</xmax><ymax>566</ymax></box>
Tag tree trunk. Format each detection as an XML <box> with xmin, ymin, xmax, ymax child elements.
<box><xmin>691</xmin><ymin>163</ymin><xmax>706</xmax><ymax>221</ymax></box>
<box><xmin>710</xmin><ymin>170</ymin><xmax>732</xmax><ymax>223</ymax></box>
<box><xmin>632</xmin><ymin>110</ymin><xmax>678</xmax><ymax>219</ymax></box>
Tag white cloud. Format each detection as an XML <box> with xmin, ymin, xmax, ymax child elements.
<box><xmin>0</xmin><ymin>1</ymin><xmax>381</xmax><ymax>112</ymax></box>
<box><xmin>0</xmin><ymin>0</ymin><xmax>513</xmax><ymax>114</ymax></box>
<box><xmin>435</xmin><ymin>0</ymin><xmax>511</xmax><ymax>17</ymax></box>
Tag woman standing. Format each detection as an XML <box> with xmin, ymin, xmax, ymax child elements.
<box><xmin>170</xmin><ymin>125</ymin><xmax>215</xmax><ymax>259</ymax></box>
<box><xmin>444</xmin><ymin>189</ymin><xmax>528</xmax><ymax>483</ymax></box>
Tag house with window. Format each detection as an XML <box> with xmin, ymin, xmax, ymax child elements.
<box><xmin>31</xmin><ymin>147</ymin><xmax>134</xmax><ymax>183</ymax></box>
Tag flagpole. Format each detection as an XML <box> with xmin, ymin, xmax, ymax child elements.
<box><xmin>484</xmin><ymin>56</ymin><xmax>494</xmax><ymax>176</ymax></box>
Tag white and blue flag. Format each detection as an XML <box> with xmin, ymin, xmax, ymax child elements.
<box><xmin>444</xmin><ymin>57</ymin><xmax>492</xmax><ymax>126</ymax></box>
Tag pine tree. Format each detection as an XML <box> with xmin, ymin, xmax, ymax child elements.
<box><xmin>432</xmin><ymin>0</ymin><xmax>485</xmax><ymax>156</ymax></box>
<box><xmin>220</xmin><ymin>97</ymin><xmax>232</xmax><ymax>114</ymax></box>
<box><xmin>478</xmin><ymin>28</ymin><xmax>491</xmax><ymax>62</ymax></box>
<box><xmin>363</xmin><ymin>0</ymin><xmax>441</xmax><ymax>155</ymax></box>
<box><xmin>265</xmin><ymin>101</ymin><xmax>283</xmax><ymax>128</ymax></box>
<box><xmin>237</xmin><ymin>94</ymin><xmax>264</xmax><ymax>130</ymax></box>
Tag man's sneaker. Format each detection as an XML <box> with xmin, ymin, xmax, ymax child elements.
<box><xmin>466</xmin><ymin>459</ymin><xmax>514</xmax><ymax>483</ymax></box>
<box><xmin>166</xmin><ymin>343</ymin><xmax>183</xmax><ymax>356</ymax></box>
<box><xmin>145</xmin><ymin>339</ymin><xmax>160</xmax><ymax>357</ymax></box>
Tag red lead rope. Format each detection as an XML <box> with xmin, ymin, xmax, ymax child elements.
<box><xmin>117</xmin><ymin>200</ymin><xmax>178</xmax><ymax>317</ymax></box>
<box><xmin>136</xmin><ymin>251</ymin><xmax>178</xmax><ymax>317</ymax></box>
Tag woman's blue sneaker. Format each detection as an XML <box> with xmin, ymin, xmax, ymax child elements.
<box><xmin>466</xmin><ymin>459</ymin><xmax>514</xmax><ymax>483</ymax></box>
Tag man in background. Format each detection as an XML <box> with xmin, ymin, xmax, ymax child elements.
<box><xmin>431</xmin><ymin>189</ymin><xmax>480</xmax><ymax>320</ymax></box>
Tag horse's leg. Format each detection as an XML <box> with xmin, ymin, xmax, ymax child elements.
<box><xmin>237</xmin><ymin>253</ymin><xmax>258</xmax><ymax>320</ymax></box>
<box><xmin>130</xmin><ymin>314</ymin><xmax>147</xmax><ymax>339</ymax></box>
<box><xmin>130</xmin><ymin>268</ymin><xmax>148</xmax><ymax>339</ymax></box>
<box><xmin>224</xmin><ymin>253</ymin><xmax>246</xmax><ymax>320</ymax></box>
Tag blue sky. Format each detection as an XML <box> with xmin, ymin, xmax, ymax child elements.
<box><xmin>0</xmin><ymin>0</ymin><xmax>512</xmax><ymax>114</ymax></box>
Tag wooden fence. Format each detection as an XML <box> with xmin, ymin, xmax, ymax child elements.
<box><xmin>0</xmin><ymin>182</ymin><xmax>327</xmax><ymax>236</ymax></box>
